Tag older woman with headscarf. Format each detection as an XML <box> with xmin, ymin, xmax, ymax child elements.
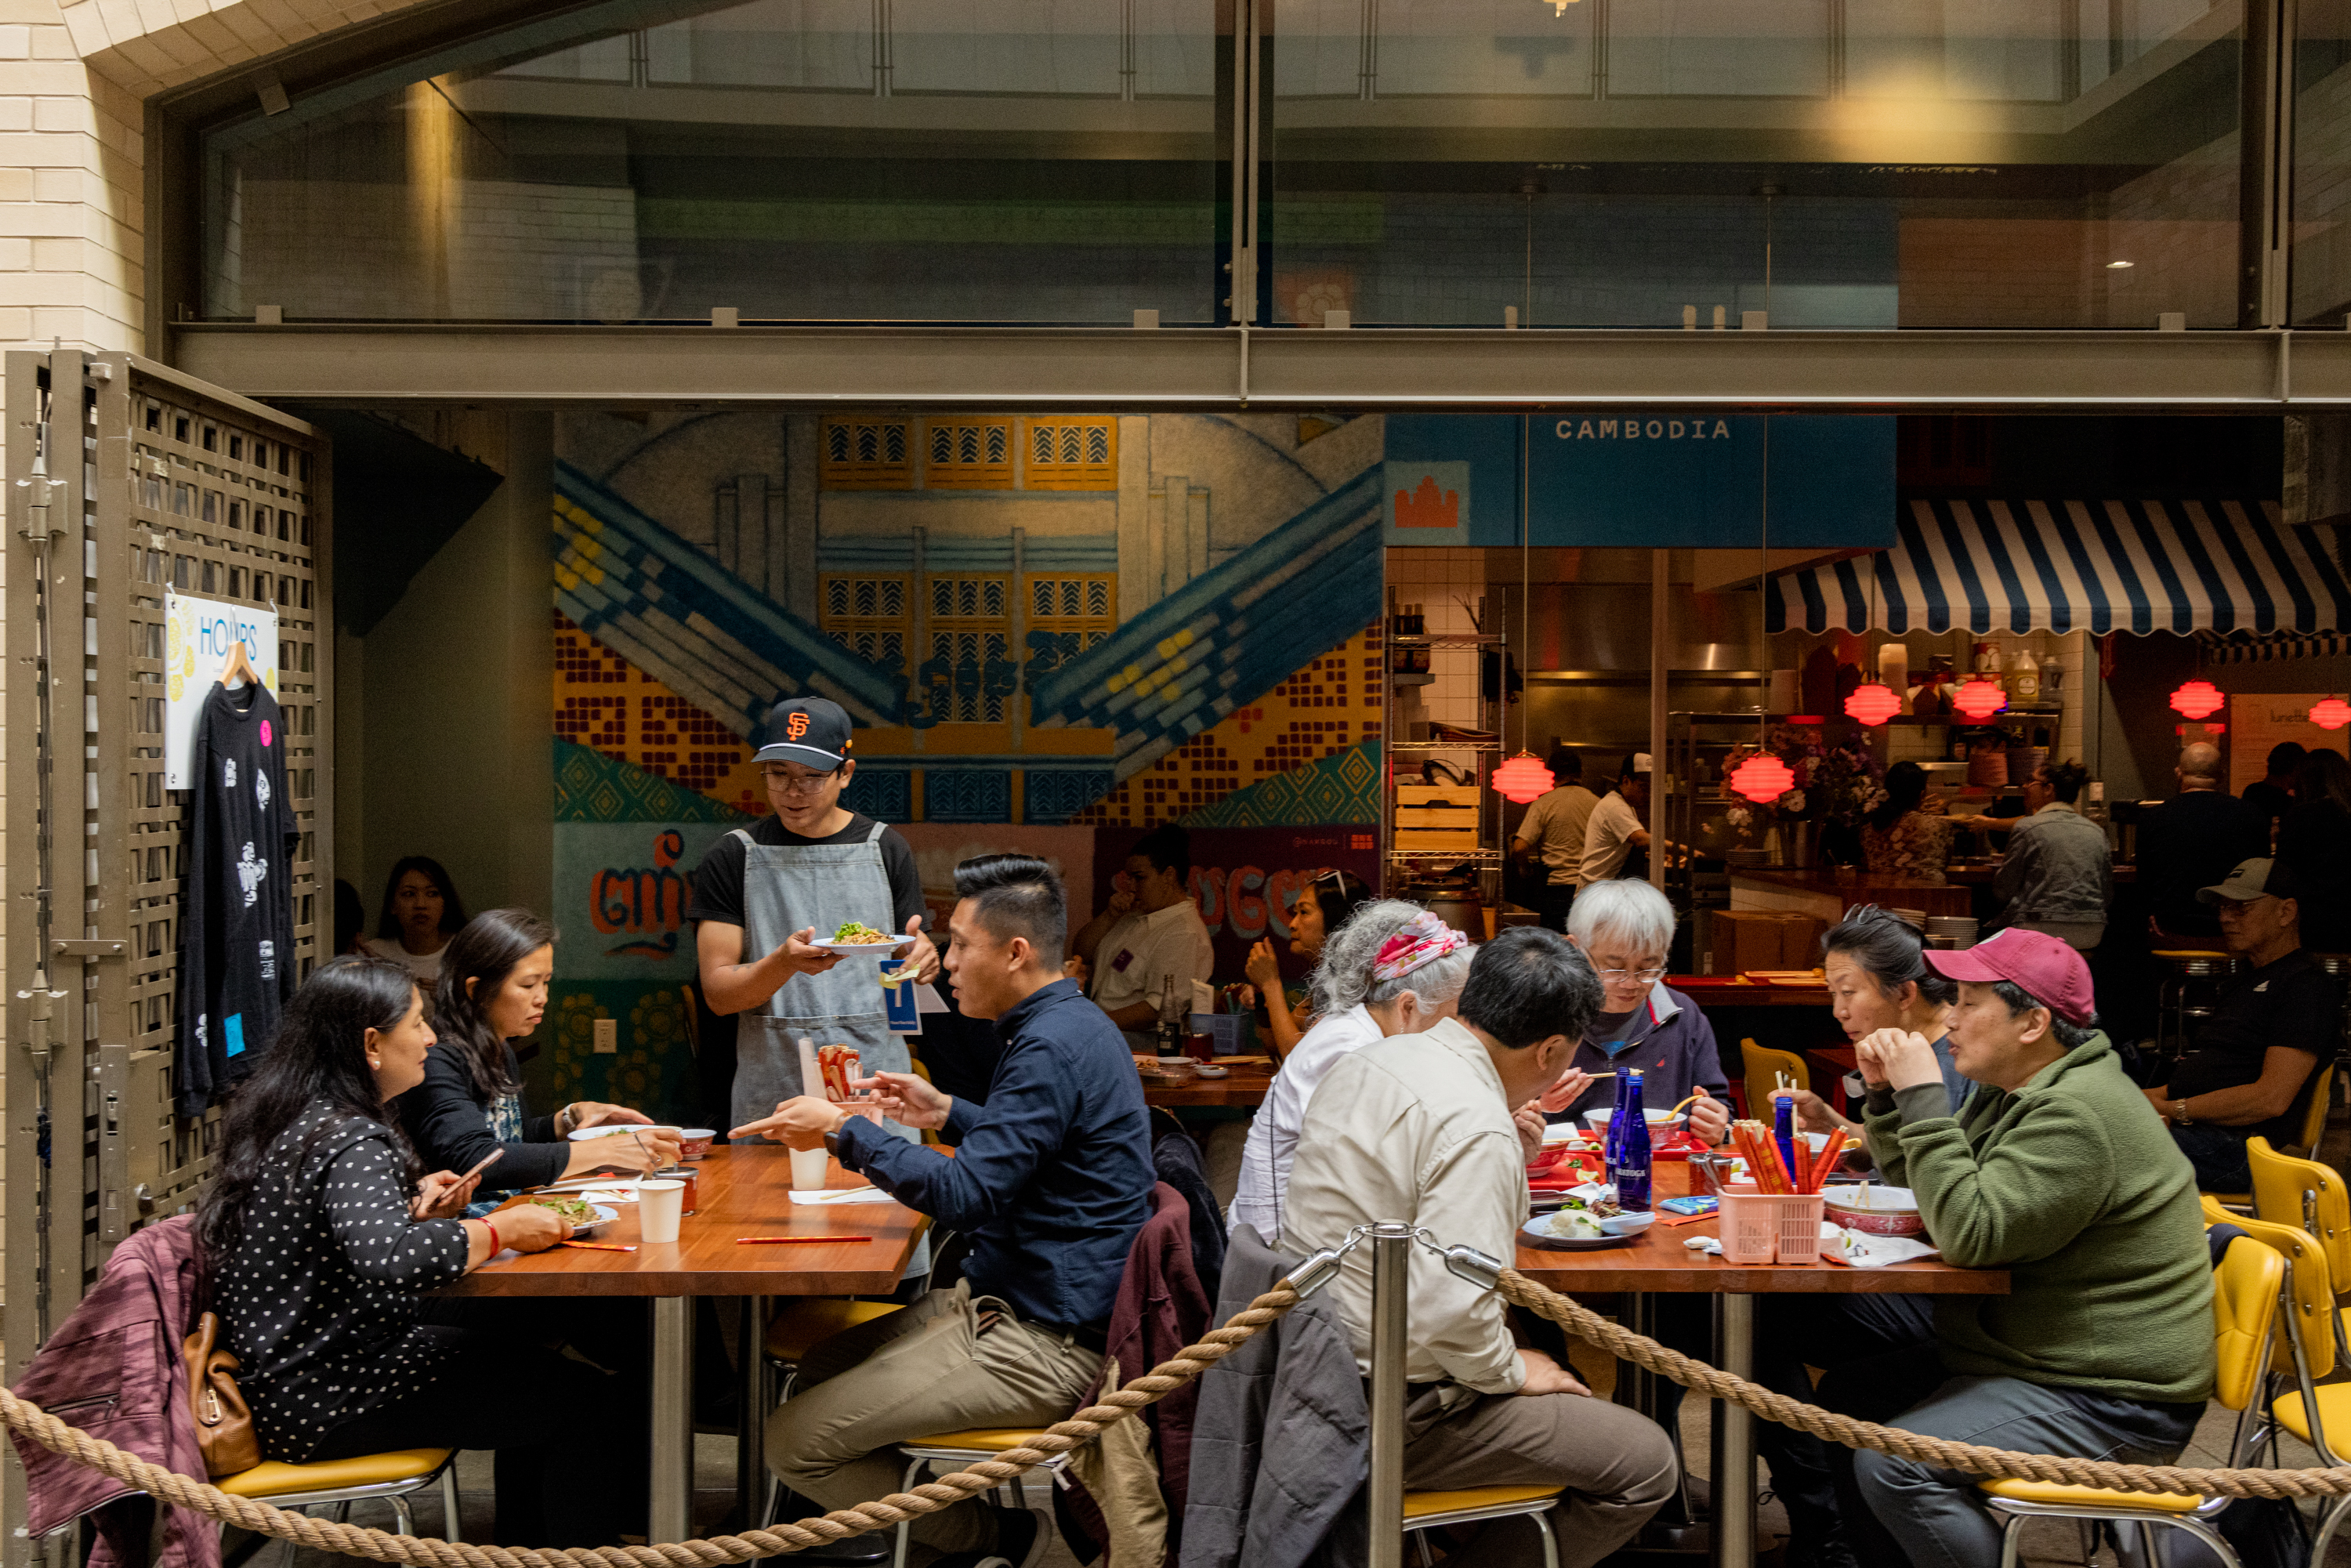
<box><xmin>1541</xmin><ymin>878</ymin><xmax>1731</xmax><ymax>1147</ymax></box>
<box><xmin>1228</xmin><ymin>904</ymin><xmax>1475</xmax><ymax>1245</ymax></box>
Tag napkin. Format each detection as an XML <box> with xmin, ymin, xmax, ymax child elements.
<box><xmin>1823</xmin><ymin>1226</ymin><xmax>1940</xmax><ymax>1268</ymax></box>
<box><xmin>791</xmin><ymin>1186</ymin><xmax>894</xmax><ymax>1205</ymax></box>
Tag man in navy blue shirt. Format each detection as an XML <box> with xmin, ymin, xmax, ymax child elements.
<box><xmin>736</xmin><ymin>853</ymin><xmax>1150</xmax><ymax>1568</ymax></box>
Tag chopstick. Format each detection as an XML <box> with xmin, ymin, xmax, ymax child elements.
<box><xmin>737</xmin><ymin>1235</ymin><xmax>872</xmax><ymax>1245</ymax></box>
<box><xmin>1808</xmin><ymin>1128</ymin><xmax>1849</xmax><ymax>1193</ymax></box>
<box><xmin>559</xmin><ymin>1240</ymin><xmax>637</xmax><ymax>1252</ymax></box>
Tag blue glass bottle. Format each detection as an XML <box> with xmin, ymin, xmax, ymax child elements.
<box><xmin>1613</xmin><ymin>1070</ymin><xmax>1654</xmax><ymax>1212</ymax></box>
<box><xmin>1773</xmin><ymin>1093</ymin><xmax>1799</xmax><ymax>1191</ymax></box>
<box><xmin>1604</xmin><ymin>1066</ymin><xmax>1632</xmax><ymax>1167</ymax></box>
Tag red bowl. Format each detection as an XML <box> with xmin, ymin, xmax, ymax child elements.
<box><xmin>1824</xmin><ymin>1195</ymin><xmax>1925</xmax><ymax>1237</ymax></box>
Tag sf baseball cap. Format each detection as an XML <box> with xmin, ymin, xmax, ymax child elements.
<box><xmin>752</xmin><ymin>697</ymin><xmax>853</xmax><ymax>769</ymax></box>
<box><xmin>1923</xmin><ymin>927</ymin><xmax>2096</xmax><ymax>1026</ymax></box>
<box><xmin>2198</xmin><ymin>857</ymin><xmax>2300</xmax><ymax>906</ymax></box>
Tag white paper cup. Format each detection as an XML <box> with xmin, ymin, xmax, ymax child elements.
<box><xmin>788</xmin><ymin>1146</ymin><xmax>830</xmax><ymax>1191</ymax></box>
<box><xmin>637</xmin><ymin>1179</ymin><xmax>686</xmax><ymax>1244</ymax></box>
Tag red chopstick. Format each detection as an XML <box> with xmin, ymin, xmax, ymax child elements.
<box><xmin>560</xmin><ymin>1240</ymin><xmax>638</xmax><ymax>1252</ymax></box>
<box><xmin>737</xmin><ymin>1235</ymin><xmax>872</xmax><ymax>1245</ymax></box>
<box><xmin>1807</xmin><ymin>1129</ymin><xmax>1849</xmax><ymax>1193</ymax></box>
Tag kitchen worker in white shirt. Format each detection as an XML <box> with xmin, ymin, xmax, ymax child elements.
<box><xmin>1070</xmin><ymin>824</ymin><xmax>1215</xmax><ymax>1049</ymax></box>
<box><xmin>1580</xmin><ymin>752</ymin><xmax>1681</xmax><ymax>886</ymax></box>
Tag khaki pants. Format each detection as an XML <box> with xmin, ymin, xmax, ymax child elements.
<box><xmin>1402</xmin><ymin>1385</ymin><xmax>1680</xmax><ymax>1568</ymax></box>
<box><xmin>767</xmin><ymin>1282</ymin><xmax>1102</xmax><ymax>1556</ymax></box>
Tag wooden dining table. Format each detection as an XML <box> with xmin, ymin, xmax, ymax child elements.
<box><xmin>1139</xmin><ymin>1056</ymin><xmax>1277</xmax><ymax>1110</ymax></box>
<box><xmin>441</xmin><ymin>1146</ymin><xmax>929</xmax><ymax>1541</ymax></box>
<box><xmin>1515</xmin><ymin>1160</ymin><xmax>2008</xmax><ymax>1568</ymax></box>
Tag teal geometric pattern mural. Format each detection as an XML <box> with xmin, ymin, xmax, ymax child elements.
<box><xmin>1178</xmin><ymin>739</ymin><xmax>1382</xmax><ymax>829</ymax></box>
<box><xmin>555</xmin><ymin>738</ymin><xmax>754</xmax><ymax>825</ymax></box>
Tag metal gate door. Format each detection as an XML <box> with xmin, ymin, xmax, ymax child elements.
<box><xmin>3</xmin><ymin>351</ymin><xmax>330</xmax><ymax>1561</ymax></box>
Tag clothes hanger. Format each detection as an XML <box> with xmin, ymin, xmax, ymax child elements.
<box><xmin>218</xmin><ymin>636</ymin><xmax>259</xmax><ymax>690</ymax></box>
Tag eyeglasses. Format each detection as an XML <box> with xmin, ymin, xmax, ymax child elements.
<box><xmin>1594</xmin><ymin>966</ymin><xmax>1668</xmax><ymax>984</ymax></box>
<box><xmin>761</xmin><ymin>766</ymin><xmax>841</xmax><ymax>795</ymax></box>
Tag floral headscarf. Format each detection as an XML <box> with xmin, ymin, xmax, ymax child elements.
<box><xmin>1370</xmin><ymin>911</ymin><xmax>1469</xmax><ymax>983</ymax></box>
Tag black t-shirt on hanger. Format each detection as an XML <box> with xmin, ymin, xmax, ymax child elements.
<box><xmin>176</xmin><ymin>683</ymin><xmax>301</xmax><ymax>1115</ymax></box>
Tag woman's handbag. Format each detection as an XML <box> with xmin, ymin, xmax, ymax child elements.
<box><xmin>180</xmin><ymin>1311</ymin><xmax>259</xmax><ymax>1477</ymax></box>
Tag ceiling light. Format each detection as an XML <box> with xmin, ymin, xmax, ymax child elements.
<box><xmin>2106</xmin><ymin>260</ymin><xmax>2135</xmax><ymax>270</ymax></box>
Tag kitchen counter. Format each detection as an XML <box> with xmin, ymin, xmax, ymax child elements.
<box><xmin>1729</xmin><ymin>860</ymin><xmax>2135</xmax><ymax>925</ymax></box>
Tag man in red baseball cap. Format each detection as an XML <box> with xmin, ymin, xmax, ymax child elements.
<box><xmin>1749</xmin><ymin>926</ymin><xmax>2215</xmax><ymax>1568</ymax></box>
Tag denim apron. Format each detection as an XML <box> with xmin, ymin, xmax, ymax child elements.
<box><xmin>728</xmin><ymin>820</ymin><xmax>928</xmax><ymax>1271</ymax></box>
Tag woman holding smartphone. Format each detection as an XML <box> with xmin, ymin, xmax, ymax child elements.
<box><xmin>201</xmin><ymin>956</ymin><xmax>645</xmax><ymax>1544</ymax></box>
<box><xmin>396</xmin><ymin>908</ymin><xmax>680</xmax><ymax>1204</ymax></box>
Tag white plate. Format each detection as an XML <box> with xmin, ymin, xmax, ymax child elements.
<box><xmin>814</xmin><ymin>938</ymin><xmax>907</xmax><ymax>956</ymax></box>
<box><xmin>566</xmin><ymin>1123</ymin><xmax>682</xmax><ymax>1143</ymax></box>
<box><xmin>520</xmin><ymin>1200</ymin><xmax>620</xmax><ymax>1235</ymax></box>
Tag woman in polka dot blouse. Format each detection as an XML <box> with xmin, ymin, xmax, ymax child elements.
<box><xmin>197</xmin><ymin>956</ymin><xmax>645</xmax><ymax>1544</ymax></box>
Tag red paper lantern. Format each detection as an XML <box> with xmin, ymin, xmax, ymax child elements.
<box><xmin>1844</xmin><ymin>683</ymin><xmax>1903</xmax><ymax>726</ymax></box>
<box><xmin>1951</xmin><ymin>679</ymin><xmax>2008</xmax><ymax>720</ymax></box>
<box><xmin>2169</xmin><ymin>679</ymin><xmax>2225</xmax><ymax>720</ymax></box>
<box><xmin>1728</xmin><ymin>753</ymin><xmax>1796</xmax><ymax>804</ymax></box>
<box><xmin>2313</xmin><ymin>697</ymin><xmax>2351</xmax><ymax>731</ymax></box>
<box><xmin>1491</xmin><ymin>751</ymin><xmax>1556</xmax><ymax>804</ymax></box>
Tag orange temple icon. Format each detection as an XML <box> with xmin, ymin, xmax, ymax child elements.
<box><xmin>1393</xmin><ymin>474</ymin><xmax>1461</xmax><ymax>529</ymax></box>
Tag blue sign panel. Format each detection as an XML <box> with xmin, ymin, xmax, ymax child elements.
<box><xmin>1383</xmin><ymin>414</ymin><xmax>1894</xmax><ymax>549</ymax></box>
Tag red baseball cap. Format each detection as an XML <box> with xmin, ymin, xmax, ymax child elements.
<box><xmin>1923</xmin><ymin>927</ymin><xmax>2096</xmax><ymax>1026</ymax></box>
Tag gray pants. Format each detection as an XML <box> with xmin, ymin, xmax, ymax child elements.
<box><xmin>1849</xmin><ymin>1365</ymin><xmax>2201</xmax><ymax>1568</ymax></box>
<box><xmin>1402</xmin><ymin>1385</ymin><xmax>1680</xmax><ymax>1568</ymax></box>
<box><xmin>767</xmin><ymin>1282</ymin><xmax>1102</xmax><ymax>1557</ymax></box>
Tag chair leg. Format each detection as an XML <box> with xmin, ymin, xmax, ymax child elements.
<box><xmin>2310</xmin><ymin>1490</ymin><xmax>2351</xmax><ymax>1566</ymax></box>
<box><xmin>388</xmin><ymin>1497</ymin><xmax>415</xmax><ymax>1537</ymax></box>
<box><xmin>2161</xmin><ymin>1515</ymin><xmax>2243</xmax><ymax>1568</ymax></box>
<box><xmin>1409</xmin><ymin>1527</ymin><xmax>1434</xmax><ymax>1568</ymax></box>
<box><xmin>440</xmin><ymin>1465</ymin><xmax>462</xmax><ymax>1541</ymax></box>
<box><xmin>1998</xmin><ymin>1509</ymin><xmax>2027</xmax><ymax>1568</ymax></box>
<box><xmin>2076</xmin><ymin>1517</ymin><xmax>2098</xmax><ymax>1563</ymax></box>
<box><xmin>1531</xmin><ymin>1508</ymin><xmax>1559</xmax><ymax>1568</ymax></box>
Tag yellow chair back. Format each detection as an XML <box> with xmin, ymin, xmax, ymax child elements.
<box><xmin>2210</xmin><ymin>1234</ymin><xmax>2288</xmax><ymax>1414</ymax></box>
<box><xmin>2294</xmin><ymin>1065</ymin><xmax>2336</xmax><ymax>1156</ymax></box>
<box><xmin>2208</xmin><ymin>1207</ymin><xmax>2335</xmax><ymax>1382</ymax></box>
<box><xmin>2249</xmin><ymin>1135</ymin><xmax>2351</xmax><ymax>1287</ymax></box>
<box><xmin>1741</xmin><ymin>1039</ymin><xmax>1810</xmax><ymax>1118</ymax></box>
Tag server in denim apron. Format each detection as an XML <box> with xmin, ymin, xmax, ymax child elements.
<box><xmin>688</xmin><ymin>697</ymin><xmax>939</xmax><ymax>1143</ymax></box>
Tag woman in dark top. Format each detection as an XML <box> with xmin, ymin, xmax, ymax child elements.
<box><xmin>397</xmin><ymin>909</ymin><xmax>678</xmax><ymax>1203</ymax></box>
<box><xmin>2280</xmin><ymin>749</ymin><xmax>2351</xmax><ymax>954</ymax></box>
<box><xmin>200</xmin><ymin>956</ymin><xmax>643</xmax><ymax>1545</ymax></box>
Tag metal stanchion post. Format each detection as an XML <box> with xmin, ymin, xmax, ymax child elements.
<box><xmin>652</xmin><ymin>1296</ymin><xmax>694</xmax><ymax>1540</ymax></box>
<box><xmin>1368</xmin><ymin>1222</ymin><xmax>1414</xmax><ymax>1568</ymax></box>
<box><xmin>738</xmin><ymin>1295</ymin><xmax>768</xmax><ymax>1527</ymax></box>
<box><xmin>1710</xmin><ymin>1293</ymin><xmax>1756</xmax><ymax>1568</ymax></box>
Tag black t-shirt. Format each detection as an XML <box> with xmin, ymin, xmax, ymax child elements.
<box><xmin>686</xmin><ymin>812</ymin><xmax>926</xmax><ymax>935</ymax></box>
<box><xmin>176</xmin><ymin>683</ymin><xmax>300</xmax><ymax>1115</ymax></box>
<box><xmin>2169</xmin><ymin>949</ymin><xmax>2343</xmax><ymax>1145</ymax></box>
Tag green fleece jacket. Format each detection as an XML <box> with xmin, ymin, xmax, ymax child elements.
<box><xmin>1863</xmin><ymin>1033</ymin><xmax>2215</xmax><ymax>1404</ymax></box>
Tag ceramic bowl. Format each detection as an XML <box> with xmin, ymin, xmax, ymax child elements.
<box><xmin>1824</xmin><ymin>1185</ymin><xmax>1925</xmax><ymax>1237</ymax></box>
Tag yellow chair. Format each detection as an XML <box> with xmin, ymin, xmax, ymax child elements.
<box><xmin>213</xmin><ymin>1447</ymin><xmax>460</xmax><ymax>1542</ymax></box>
<box><xmin>1404</xmin><ymin>1485</ymin><xmax>1563</xmax><ymax>1566</ymax></box>
<box><xmin>1979</xmin><ymin>1235</ymin><xmax>2284</xmax><ymax>1568</ymax></box>
<box><xmin>758</xmin><ymin>1298</ymin><xmax>907</xmax><ymax>1530</ymax></box>
<box><xmin>1741</xmin><ymin>1039</ymin><xmax>1809</xmax><ymax>1121</ymax></box>
<box><xmin>2246</xmin><ymin>1135</ymin><xmax>2351</xmax><ymax>1358</ymax></box>
<box><xmin>2204</xmin><ymin>1066</ymin><xmax>2335</xmax><ymax>1206</ymax></box>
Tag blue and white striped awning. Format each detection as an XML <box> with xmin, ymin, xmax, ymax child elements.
<box><xmin>1766</xmin><ymin>498</ymin><xmax>2350</xmax><ymax>636</ymax></box>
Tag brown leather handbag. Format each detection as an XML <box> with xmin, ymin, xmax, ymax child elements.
<box><xmin>180</xmin><ymin>1312</ymin><xmax>259</xmax><ymax>1477</ymax></box>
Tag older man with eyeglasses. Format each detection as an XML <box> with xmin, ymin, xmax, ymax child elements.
<box><xmin>688</xmin><ymin>696</ymin><xmax>941</xmax><ymax>1142</ymax></box>
<box><xmin>1540</xmin><ymin>878</ymin><xmax>1731</xmax><ymax>1147</ymax></box>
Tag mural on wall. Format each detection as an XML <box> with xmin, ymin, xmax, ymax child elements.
<box><xmin>541</xmin><ymin>410</ymin><xmax>1396</xmax><ymax>1110</ymax></box>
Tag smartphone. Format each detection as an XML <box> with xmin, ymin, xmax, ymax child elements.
<box><xmin>1658</xmin><ymin>1195</ymin><xmax>1719</xmax><ymax>1217</ymax></box>
<box><xmin>458</xmin><ymin>1148</ymin><xmax>504</xmax><ymax>1184</ymax></box>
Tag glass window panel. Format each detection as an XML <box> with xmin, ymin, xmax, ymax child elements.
<box><xmin>1607</xmin><ymin>1</ymin><xmax>1828</xmax><ymax>99</ymax></box>
<box><xmin>201</xmin><ymin>0</ymin><xmax>1222</xmax><ymax>324</ymax></box>
<box><xmin>2298</xmin><ymin>0</ymin><xmax>2351</xmax><ymax>324</ymax></box>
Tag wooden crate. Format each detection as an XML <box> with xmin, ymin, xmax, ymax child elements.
<box><xmin>1396</xmin><ymin>806</ymin><xmax>1480</xmax><ymax>827</ymax></box>
<box><xmin>1394</xmin><ymin>828</ymin><xmax>1483</xmax><ymax>853</ymax></box>
<box><xmin>1396</xmin><ymin>784</ymin><xmax>1481</xmax><ymax>809</ymax></box>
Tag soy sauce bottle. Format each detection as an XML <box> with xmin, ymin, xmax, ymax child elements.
<box><xmin>1604</xmin><ymin>1066</ymin><xmax>1632</xmax><ymax>1168</ymax></box>
<box><xmin>1613</xmin><ymin>1070</ymin><xmax>1654</xmax><ymax>1213</ymax></box>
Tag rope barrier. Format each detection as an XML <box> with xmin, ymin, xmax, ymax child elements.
<box><xmin>2</xmin><ymin>1283</ymin><xmax>1303</xmax><ymax>1566</ymax></box>
<box><xmin>20</xmin><ymin>1258</ymin><xmax>2351</xmax><ymax>1564</ymax></box>
<box><xmin>1497</xmin><ymin>1268</ymin><xmax>2351</xmax><ymax>1501</ymax></box>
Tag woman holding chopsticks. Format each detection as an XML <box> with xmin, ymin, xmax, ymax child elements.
<box><xmin>200</xmin><ymin>956</ymin><xmax>647</xmax><ymax>1545</ymax></box>
<box><xmin>1778</xmin><ymin>905</ymin><xmax>1965</xmax><ymax>1144</ymax></box>
<box><xmin>394</xmin><ymin>908</ymin><xmax>681</xmax><ymax>1207</ymax></box>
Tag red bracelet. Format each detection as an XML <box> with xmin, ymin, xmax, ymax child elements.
<box><xmin>483</xmin><ymin>1219</ymin><xmax>501</xmax><ymax>1256</ymax></box>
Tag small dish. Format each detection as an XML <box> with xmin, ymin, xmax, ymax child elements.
<box><xmin>675</xmin><ymin>1128</ymin><xmax>718</xmax><ymax>1159</ymax></box>
<box><xmin>1598</xmin><ymin>1211</ymin><xmax>1657</xmax><ymax>1237</ymax></box>
<box><xmin>572</xmin><ymin>1203</ymin><xmax>621</xmax><ymax>1237</ymax></box>
<box><xmin>566</xmin><ymin>1123</ymin><xmax>683</xmax><ymax>1143</ymax></box>
<box><xmin>813</xmin><ymin>938</ymin><xmax>907</xmax><ymax>957</ymax></box>
<box><xmin>1520</xmin><ymin>1219</ymin><xmax>1636</xmax><ymax>1252</ymax></box>
<box><xmin>1194</xmin><ymin>1064</ymin><xmax>1230</xmax><ymax>1078</ymax></box>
